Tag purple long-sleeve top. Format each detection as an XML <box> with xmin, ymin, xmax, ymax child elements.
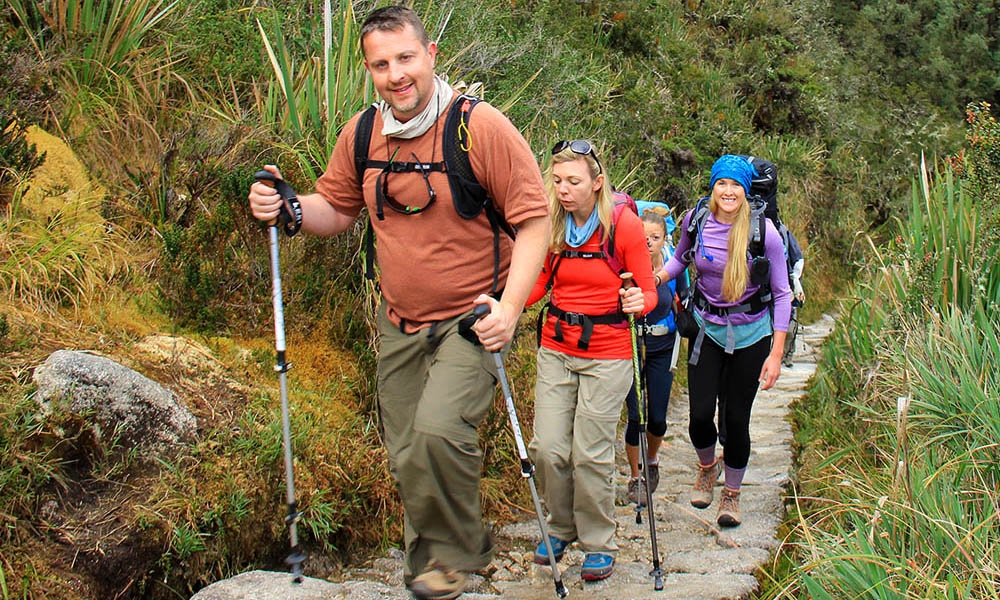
<box><xmin>665</xmin><ymin>208</ymin><xmax>791</xmax><ymax>331</ymax></box>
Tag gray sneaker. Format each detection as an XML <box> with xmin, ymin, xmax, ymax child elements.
<box><xmin>627</xmin><ymin>477</ymin><xmax>646</xmax><ymax>506</ymax></box>
<box><xmin>646</xmin><ymin>462</ymin><xmax>660</xmax><ymax>495</ymax></box>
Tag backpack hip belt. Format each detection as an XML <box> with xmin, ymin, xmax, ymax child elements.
<box><xmin>546</xmin><ymin>303</ymin><xmax>626</xmax><ymax>351</ymax></box>
<box><xmin>691</xmin><ymin>287</ymin><xmax>772</xmax><ymax>318</ymax></box>
<box><xmin>643</xmin><ymin>323</ymin><xmax>673</xmax><ymax>336</ymax></box>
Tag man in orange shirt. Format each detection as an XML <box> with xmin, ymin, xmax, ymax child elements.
<box><xmin>248</xmin><ymin>6</ymin><xmax>549</xmax><ymax>599</ymax></box>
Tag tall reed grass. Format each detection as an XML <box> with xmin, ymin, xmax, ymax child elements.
<box><xmin>771</xmin><ymin>154</ymin><xmax>1000</xmax><ymax>599</ymax></box>
<box><xmin>255</xmin><ymin>0</ymin><xmax>372</xmax><ymax>180</ymax></box>
<box><xmin>7</xmin><ymin>0</ymin><xmax>180</xmax><ymax>90</ymax></box>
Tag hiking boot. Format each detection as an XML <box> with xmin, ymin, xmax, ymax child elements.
<box><xmin>407</xmin><ymin>560</ymin><xmax>468</xmax><ymax>600</ymax></box>
<box><xmin>627</xmin><ymin>477</ymin><xmax>646</xmax><ymax>506</ymax></box>
<box><xmin>717</xmin><ymin>487</ymin><xmax>742</xmax><ymax>527</ymax></box>
<box><xmin>646</xmin><ymin>462</ymin><xmax>660</xmax><ymax>495</ymax></box>
<box><xmin>580</xmin><ymin>552</ymin><xmax>614</xmax><ymax>581</ymax></box>
<box><xmin>533</xmin><ymin>535</ymin><xmax>572</xmax><ymax>565</ymax></box>
<box><xmin>690</xmin><ymin>459</ymin><xmax>721</xmax><ymax>509</ymax></box>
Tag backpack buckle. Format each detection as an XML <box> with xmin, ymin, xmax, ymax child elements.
<box><xmin>562</xmin><ymin>312</ymin><xmax>584</xmax><ymax>327</ymax></box>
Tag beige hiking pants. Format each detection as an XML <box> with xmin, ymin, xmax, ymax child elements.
<box><xmin>529</xmin><ymin>346</ymin><xmax>631</xmax><ymax>554</ymax></box>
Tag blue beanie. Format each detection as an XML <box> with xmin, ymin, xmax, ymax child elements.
<box><xmin>709</xmin><ymin>154</ymin><xmax>757</xmax><ymax>196</ymax></box>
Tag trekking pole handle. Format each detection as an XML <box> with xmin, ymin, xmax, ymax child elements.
<box><xmin>254</xmin><ymin>170</ymin><xmax>302</xmax><ymax>236</ymax></box>
<box><xmin>473</xmin><ymin>302</ymin><xmax>491</xmax><ymax>320</ymax></box>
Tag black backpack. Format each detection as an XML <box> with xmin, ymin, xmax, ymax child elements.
<box><xmin>739</xmin><ymin>155</ymin><xmax>805</xmax><ymax>294</ymax></box>
<box><xmin>353</xmin><ymin>94</ymin><xmax>515</xmax><ymax>296</ymax></box>
<box><xmin>740</xmin><ymin>155</ymin><xmax>779</xmax><ymax>224</ymax></box>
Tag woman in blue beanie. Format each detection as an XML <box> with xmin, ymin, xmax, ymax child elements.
<box><xmin>653</xmin><ymin>154</ymin><xmax>791</xmax><ymax>527</ymax></box>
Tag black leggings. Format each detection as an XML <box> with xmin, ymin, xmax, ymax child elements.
<box><xmin>624</xmin><ymin>346</ymin><xmax>674</xmax><ymax>445</ymax></box>
<box><xmin>687</xmin><ymin>334</ymin><xmax>771</xmax><ymax>469</ymax></box>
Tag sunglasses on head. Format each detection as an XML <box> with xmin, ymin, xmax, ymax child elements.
<box><xmin>551</xmin><ymin>140</ymin><xmax>602</xmax><ymax>175</ymax></box>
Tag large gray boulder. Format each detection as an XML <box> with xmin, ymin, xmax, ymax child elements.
<box><xmin>33</xmin><ymin>349</ymin><xmax>196</xmax><ymax>452</ymax></box>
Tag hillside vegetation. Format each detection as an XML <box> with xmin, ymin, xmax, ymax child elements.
<box><xmin>1</xmin><ymin>0</ymin><xmax>997</xmax><ymax>598</ymax></box>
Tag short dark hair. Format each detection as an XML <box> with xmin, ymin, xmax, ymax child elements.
<box><xmin>361</xmin><ymin>5</ymin><xmax>430</xmax><ymax>49</ymax></box>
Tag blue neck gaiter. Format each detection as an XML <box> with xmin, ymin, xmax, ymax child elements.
<box><xmin>565</xmin><ymin>209</ymin><xmax>601</xmax><ymax>248</ymax></box>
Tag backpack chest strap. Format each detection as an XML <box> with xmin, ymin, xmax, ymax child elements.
<box><xmin>560</xmin><ymin>249</ymin><xmax>607</xmax><ymax>260</ymax></box>
<box><xmin>364</xmin><ymin>159</ymin><xmax>447</xmax><ymax>174</ymax></box>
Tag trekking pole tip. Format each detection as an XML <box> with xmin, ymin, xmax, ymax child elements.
<box><xmin>555</xmin><ymin>581</ymin><xmax>568</xmax><ymax>598</ymax></box>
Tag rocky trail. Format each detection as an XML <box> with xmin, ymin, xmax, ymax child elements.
<box><xmin>193</xmin><ymin>314</ymin><xmax>835</xmax><ymax>600</ymax></box>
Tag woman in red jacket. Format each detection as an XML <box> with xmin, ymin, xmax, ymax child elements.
<box><xmin>527</xmin><ymin>140</ymin><xmax>656</xmax><ymax>582</ymax></box>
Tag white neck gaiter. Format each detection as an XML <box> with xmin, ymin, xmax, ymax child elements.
<box><xmin>379</xmin><ymin>75</ymin><xmax>454</xmax><ymax>139</ymax></box>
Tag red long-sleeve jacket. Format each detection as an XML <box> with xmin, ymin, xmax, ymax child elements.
<box><xmin>528</xmin><ymin>209</ymin><xmax>656</xmax><ymax>359</ymax></box>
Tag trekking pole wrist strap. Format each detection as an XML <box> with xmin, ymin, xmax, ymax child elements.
<box><xmin>275</xmin><ymin>180</ymin><xmax>302</xmax><ymax>237</ymax></box>
<box><xmin>254</xmin><ymin>170</ymin><xmax>302</xmax><ymax>236</ymax></box>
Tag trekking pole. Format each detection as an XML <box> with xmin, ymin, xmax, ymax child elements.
<box><xmin>620</xmin><ymin>273</ymin><xmax>665</xmax><ymax>591</ymax></box>
<box><xmin>471</xmin><ymin>304</ymin><xmax>568</xmax><ymax>599</ymax></box>
<box><xmin>255</xmin><ymin>170</ymin><xmax>307</xmax><ymax>583</ymax></box>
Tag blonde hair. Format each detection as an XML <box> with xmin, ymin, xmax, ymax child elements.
<box><xmin>544</xmin><ymin>144</ymin><xmax>614</xmax><ymax>253</ymax></box>
<box><xmin>709</xmin><ymin>192</ymin><xmax>751</xmax><ymax>302</ymax></box>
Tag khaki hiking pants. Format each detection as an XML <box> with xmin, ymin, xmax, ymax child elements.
<box><xmin>529</xmin><ymin>346</ymin><xmax>631</xmax><ymax>555</ymax></box>
<box><xmin>377</xmin><ymin>306</ymin><xmax>499</xmax><ymax>578</ymax></box>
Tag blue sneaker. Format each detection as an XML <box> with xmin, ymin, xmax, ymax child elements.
<box><xmin>533</xmin><ymin>535</ymin><xmax>572</xmax><ymax>565</ymax></box>
<box><xmin>581</xmin><ymin>552</ymin><xmax>614</xmax><ymax>581</ymax></box>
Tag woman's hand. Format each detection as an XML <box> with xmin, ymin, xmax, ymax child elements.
<box><xmin>620</xmin><ymin>285</ymin><xmax>645</xmax><ymax>315</ymax></box>
<box><xmin>759</xmin><ymin>352</ymin><xmax>782</xmax><ymax>390</ymax></box>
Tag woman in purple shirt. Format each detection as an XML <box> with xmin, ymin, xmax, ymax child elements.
<box><xmin>655</xmin><ymin>154</ymin><xmax>791</xmax><ymax>527</ymax></box>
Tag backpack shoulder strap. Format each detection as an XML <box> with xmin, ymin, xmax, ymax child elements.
<box><xmin>603</xmin><ymin>192</ymin><xmax>639</xmax><ymax>275</ymax></box>
<box><xmin>354</xmin><ymin>104</ymin><xmax>378</xmax><ymax>187</ymax></box>
<box><xmin>749</xmin><ymin>199</ymin><xmax>767</xmax><ymax>258</ymax></box>
<box><xmin>604</xmin><ymin>202</ymin><xmax>626</xmax><ymax>275</ymax></box>
<box><xmin>683</xmin><ymin>197</ymin><xmax>712</xmax><ymax>263</ymax></box>
<box><xmin>442</xmin><ymin>95</ymin><xmax>490</xmax><ymax>218</ymax></box>
<box><xmin>442</xmin><ymin>94</ymin><xmax>514</xmax><ymax>295</ymax></box>
<box><xmin>355</xmin><ymin>104</ymin><xmax>379</xmax><ymax>283</ymax></box>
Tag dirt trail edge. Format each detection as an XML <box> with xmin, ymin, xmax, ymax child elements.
<box><xmin>192</xmin><ymin>314</ymin><xmax>835</xmax><ymax>600</ymax></box>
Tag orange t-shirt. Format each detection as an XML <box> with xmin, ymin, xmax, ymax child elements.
<box><xmin>528</xmin><ymin>209</ymin><xmax>657</xmax><ymax>359</ymax></box>
<box><xmin>316</xmin><ymin>94</ymin><xmax>548</xmax><ymax>329</ymax></box>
